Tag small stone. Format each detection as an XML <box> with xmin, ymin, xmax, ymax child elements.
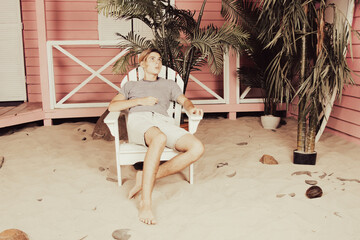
<box><xmin>259</xmin><ymin>155</ymin><xmax>278</xmax><ymax>165</ymax></box>
<box><xmin>37</xmin><ymin>198</ymin><xmax>43</xmax><ymax>202</ymax></box>
<box><xmin>98</xmin><ymin>167</ymin><xmax>105</xmax><ymax>172</ymax></box>
<box><xmin>0</xmin><ymin>156</ymin><xmax>4</xmax><ymax>169</ymax></box>
<box><xmin>305</xmin><ymin>180</ymin><xmax>318</xmax><ymax>185</ymax></box>
<box><xmin>0</xmin><ymin>229</ymin><xmax>29</xmax><ymax>240</ymax></box>
<box><xmin>106</xmin><ymin>177</ymin><xmax>118</xmax><ymax>182</ymax></box>
<box><xmin>288</xmin><ymin>193</ymin><xmax>296</xmax><ymax>197</ymax></box>
<box><xmin>306</xmin><ymin>186</ymin><xmax>323</xmax><ymax>199</ymax></box>
<box><xmin>112</xmin><ymin>229</ymin><xmax>131</xmax><ymax>240</ymax></box>
<box><xmin>82</xmin><ymin>137</ymin><xmax>87</xmax><ymax>141</ymax></box>
<box><xmin>236</xmin><ymin>142</ymin><xmax>248</xmax><ymax>146</ymax></box>
<box><xmin>276</xmin><ymin>194</ymin><xmax>286</xmax><ymax>198</ymax></box>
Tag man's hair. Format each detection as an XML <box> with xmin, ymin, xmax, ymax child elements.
<box><xmin>138</xmin><ymin>48</ymin><xmax>161</xmax><ymax>63</ymax></box>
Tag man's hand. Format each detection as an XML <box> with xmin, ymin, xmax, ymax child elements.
<box><xmin>177</xmin><ymin>94</ymin><xmax>203</xmax><ymax>116</ymax></box>
<box><xmin>188</xmin><ymin>107</ymin><xmax>203</xmax><ymax>116</ymax></box>
<box><xmin>139</xmin><ymin>96</ymin><xmax>158</xmax><ymax>106</ymax></box>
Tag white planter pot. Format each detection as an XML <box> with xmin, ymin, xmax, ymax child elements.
<box><xmin>261</xmin><ymin>115</ymin><xmax>281</xmax><ymax>129</ymax></box>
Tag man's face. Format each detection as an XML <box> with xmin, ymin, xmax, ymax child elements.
<box><xmin>141</xmin><ymin>52</ymin><xmax>162</xmax><ymax>76</ymax></box>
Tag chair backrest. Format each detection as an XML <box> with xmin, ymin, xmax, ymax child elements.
<box><xmin>120</xmin><ymin>66</ymin><xmax>184</xmax><ymax>126</ymax></box>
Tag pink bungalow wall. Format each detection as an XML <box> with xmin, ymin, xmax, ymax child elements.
<box><xmin>21</xmin><ymin>0</ymin><xmax>360</xmax><ymax>143</ymax></box>
<box><xmin>21</xmin><ymin>0</ymin><xmax>224</xmax><ymax>104</ymax></box>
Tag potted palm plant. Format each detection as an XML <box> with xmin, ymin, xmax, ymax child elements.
<box><xmin>221</xmin><ymin>0</ymin><xmax>287</xmax><ymax>129</ymax></box>
<box><xmin>259</xmin><ymin>0</ymin><xmax>355</xmax><ymax>164</ymax></box>
<box><xmin>93</xmin><ymin>0</ymin><xmax>248</xmax><ymax>140</ymax></box>
<box><xmin>97</xmin><ymin>0</ymin><xmax>249</xmax><ymax>92</ymax></box>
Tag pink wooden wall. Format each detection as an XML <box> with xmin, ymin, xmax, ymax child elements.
<box><xmin>21</xmin><ymin>0</ymin><xmax>39</xmax><ymax>103</ymax></box>
<box><xmin>21</xmin><ymin>0</ymin><xmax>224</xmax><ymax>104</ymax></box>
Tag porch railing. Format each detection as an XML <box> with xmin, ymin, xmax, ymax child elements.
<box><xmin>46</xmin><ymin>40</ymin><xmax>228</xmax><ymax>110</ymax></box>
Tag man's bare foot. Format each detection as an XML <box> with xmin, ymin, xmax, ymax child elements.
<box><xmin>139</xmin><ymin>201</ymin><xmax>156</xmax><ymax>225</ymax></box>
<box><xmin>128</xmin><ymin>171</ymin><xmax>142</xmax><ymax>199</ymax></box>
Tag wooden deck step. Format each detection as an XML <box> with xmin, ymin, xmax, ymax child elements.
<box><xmin>0</xmin><ymin>102</ymin><xmax>43</xmax><ymax>128</ymax></box>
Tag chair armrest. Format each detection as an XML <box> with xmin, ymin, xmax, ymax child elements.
<box><xmin>104</xmin><ymin>111</ymin><xmax>121</xmax><ymax>137</ymax></box>
<box><xmin>184</xmin><ymin>110</ymin><xmax>203</xmax><ymax>134</ymax></box>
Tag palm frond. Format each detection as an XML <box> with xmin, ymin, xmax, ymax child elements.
<box><xmin>97</xmin><ymin>0</ymin><xmax>167</xmax><ymax>29</ymax></box>
<box><xmin>112</xmin><ymin>32</ymin><xmax>153</xmax><ymax>73</ymax></box>
<box><xmin>238</xmin><ymin>66</ymin><xmax>265</xmax><ymax>89</ymax></box>
<box><xmin>216</xmin><ymin>23</ymin><xmax>249</xmax><ymax>52</ymax></box>
<box><xmin>189</xmin><ymin>27</ymin><xmax>225</xmax><ymax>75</ymax></box>
<box><xmin>112</xmin><ymin>51</ymin><xmax>138</xmax><ymax>74</ymax></box>
<box><xmin>221</xmin><ymin>0</ymin><xmax>260</xmax><ymax>29</ymax></box>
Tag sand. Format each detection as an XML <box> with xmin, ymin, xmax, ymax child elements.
<box><xmin>1</xmin><ymin>116</ymin><xmax>360</xmax><ymax>240</ymax></box>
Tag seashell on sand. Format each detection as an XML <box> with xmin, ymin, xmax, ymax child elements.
<box><xmin>306</xmin><ymin>186</ymin><xmax>323</xmax><ymax>199</ymax></box>
<box><xmin>259</xmin><ymin>155</ymin><xmax>278</xmax><ymax>165</ymax></box>
<box><xmin>305</xmin><ymin>180</ymin><xmax>318</xmax><ymax>185</ymax></box>
<box><xmin>0</xmin><ymin>229</ymin><xmax>29</xmax><ymax>240</ymax></box>
<box><xmin>112</xmin><ymin>229</ymin><xmax>131</xmax><ymax>240</ymax></box>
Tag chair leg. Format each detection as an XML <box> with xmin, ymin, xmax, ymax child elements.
<box><xmin>189</xmin><ymin>163</ymin><xmax>194</xmax><ymax>184</ymax></box>
<box><xmin>116</xmin><ymin>162</ymin><xmax>122</xmax><ymax>187</ymax></box>
<box><xmin>117</xmin><ymin>168</ymin><xmax>122</xmax><ymax>187</ymax></box>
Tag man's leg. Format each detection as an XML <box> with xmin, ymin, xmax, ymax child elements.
<box><xmin>129</xmin><ymin>134</ymin><xmax>204</xmax><ymax>199</ymax></box>
<box><xmin>138</xmin><ymin>126</ymin><xmax>166</xmax><ymax>225</ymax></box>
<box><xmin>156</xmin><ymin>134</ymin><xmax>204</xmax><ymax>178</ymax></box>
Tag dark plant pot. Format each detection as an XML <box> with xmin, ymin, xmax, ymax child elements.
<box><xmin>293</xmin><ymin>150</ymin><xmax>317</xmax><ymax>165</ymax></box>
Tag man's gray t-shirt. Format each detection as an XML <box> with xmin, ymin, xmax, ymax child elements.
<box><xmin>119</xmin><ymin>77</ymin><xmax>183</xmax><ymax>116</ymax></box>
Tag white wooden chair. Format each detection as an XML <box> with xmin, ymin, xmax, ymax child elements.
<box><xmin>104</xmin><ymin>66</ymin><xmax>203</xmax><ymax>186</ymax></box>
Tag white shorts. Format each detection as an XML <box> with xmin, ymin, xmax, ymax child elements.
<box><xmin>127</xmin><ymin>112</ymin><xmax>189</xmax><ymax>149</ymax></box>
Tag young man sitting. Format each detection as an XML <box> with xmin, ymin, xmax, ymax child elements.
<box><xmin>108</xmin><ymin>49</ymin><xmax>205</xmax><ymax>225</ymax></box>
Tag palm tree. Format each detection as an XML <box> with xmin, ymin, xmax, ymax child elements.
<box><xmin>258</xmin><ymin>0</ymin><xmax>355</xmax><ymax>164</ymax></box>
<box><xmin>221</xmin><ymin>0</ymin><xmax>291</xmax><ymax>116</ymax></box>
<box><xmin>97</xmin><ymin>0</ymin><xmax>249</xmax><ymax>92</ymax></box>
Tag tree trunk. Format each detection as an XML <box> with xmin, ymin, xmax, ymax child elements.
<box><xmin>297</xmin><ymin>105</ymin><xmax>306</xmax><ymax>152</ymax></box>
<box><xmin>306</xmin><ymin>113</ymin><xmax>317</xmax><ymax>153</ymax></box>
<box><xmin>305</xmin><ymin>4</ymin><xmax>325</xmax><ymax>153</ymax></box>
<box><xmin>297</xmin><ymin>4</ymin><xmax>308</xmax><ymax>152</ymax></box>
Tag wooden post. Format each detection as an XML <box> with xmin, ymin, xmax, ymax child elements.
<box><xmin>227</xmin><ymin>49</ymin><xmax>239</xmax><ymax>120</ymax></box>
<box><xmin>35</xmin><ymin>0</ymin><xmax>51</xmax><ymax>126</ymax></box>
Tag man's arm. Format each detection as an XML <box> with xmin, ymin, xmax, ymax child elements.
<box><xmin>177</xmin><ymin>94</ymin><xmax>203</xmax><ymax>116</ymax></box>
<box><xmin>108</xmin><ymin>93</ymin><xmax>158</xmax><ymax>112</ymax></box>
